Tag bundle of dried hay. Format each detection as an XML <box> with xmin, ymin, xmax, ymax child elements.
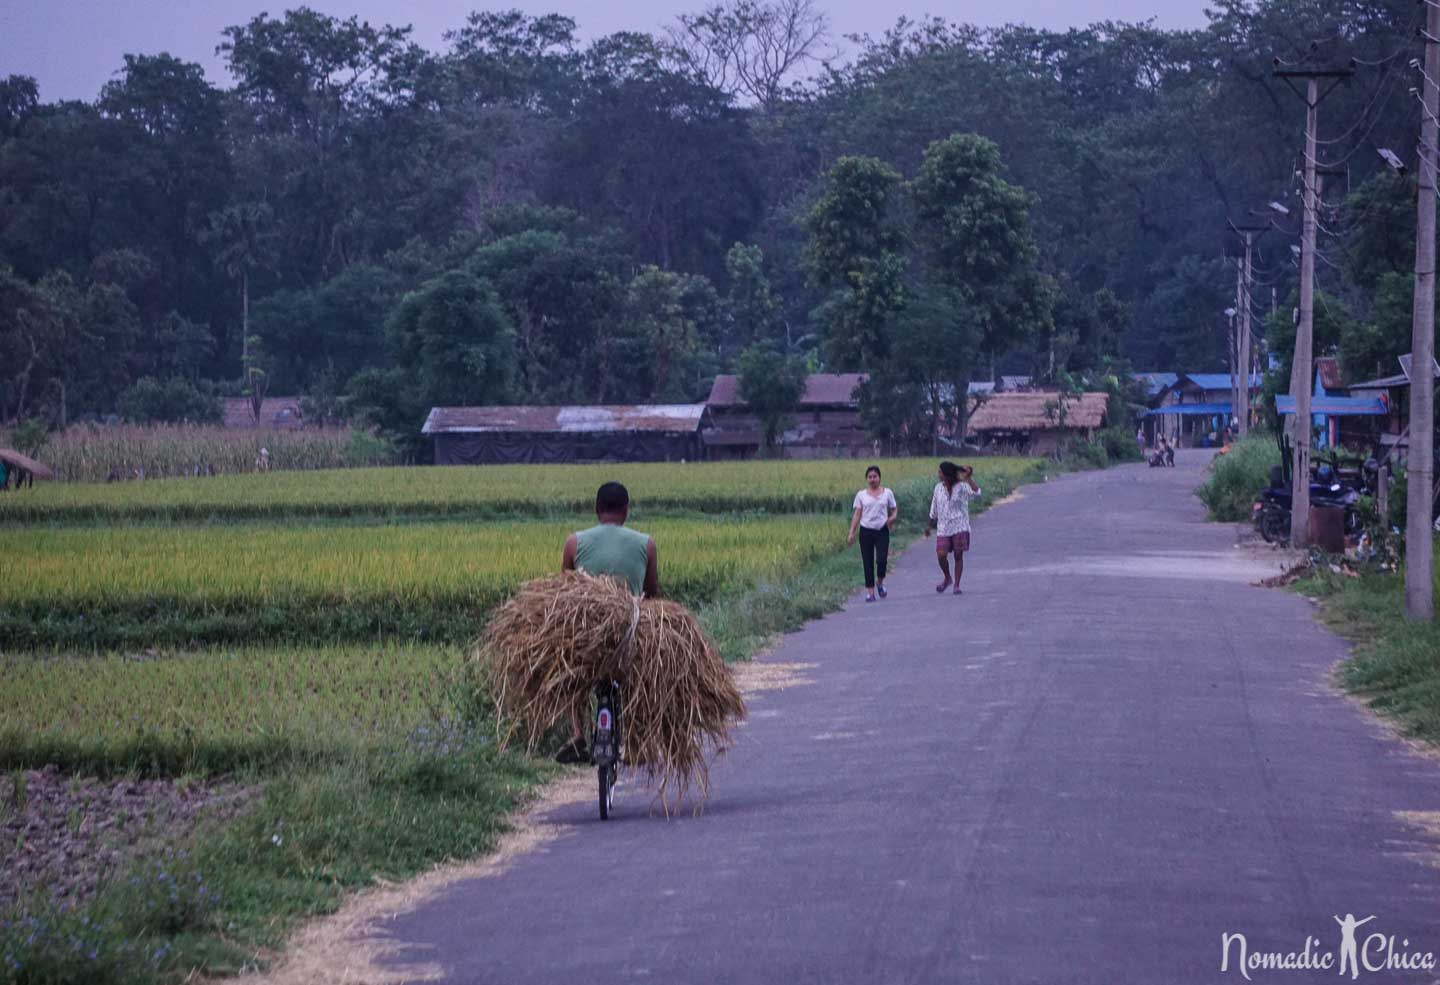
<box><xmin>474</xmin><ymin>570</ymin><xmax>746</xmax><ymax>809</ymax></box>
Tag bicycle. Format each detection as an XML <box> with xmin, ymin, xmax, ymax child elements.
<box><xmin>594</xmin><ymin>596</ymin><xmax>638</xmax><ymax>820</ymax></box>
<box><xmin>592</xmin><ymin>678</ymin><xmax>622</xmax><ymax>820</ymax></box>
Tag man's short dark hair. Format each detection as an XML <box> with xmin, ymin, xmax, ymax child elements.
<box><xmin>596</xmin><ymin>481</ymin><xmax>630</xmax><ymax>514</ymax></box>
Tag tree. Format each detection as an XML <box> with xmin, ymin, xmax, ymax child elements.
<box><xmin>250</xmin><ymin>262</ymin><xmax>402</xmax><ymax>391</ymax></box>
<box><xmin>0</xmin><ymin>264</ymin><xmax>50</xmax><ymax>422</ymax></box>
<box><xmin>667</xmin><ymin>0</ymin><xmax>830</xmax><ymax>110</ymax></box>
<box><xmin>804</xmin><ymin>156</ymin><xmax>908</xmax><ymax>369</ymax></box>
<box><xmin>348</xmin><ymin>268</ymin><xmax>517</xmax><ymax>454</ymax></box>
<box><xmin>547</xmin><ymin>35</ymin><xmax>763</xmax><ymax>279</ymax></box>
<box><xmin>202</xmin><ymin>202</ymin><xmax>274</xmax><ymax>371</ymax></box>
<box><xmin>885</xmin><ymin>283</ymin><xmax>981</xmax><ymax>454</ymax></box>
<box><xmin>0</xmin><ymin>75</ymin><xmax>39</xmax><ymax>139</ymax></box>
<box><xmin>387</xmin><ymin>269</ymin><xmax>517</xmax><ymax>406</ymax></box>
<box><xmin>617</xmin><ymin>266</ymin><xmax>718</xmax><ymax>402</ymax></box>
<box><xmin>98</xmin><ymin>54</ymin><xmax>230</xmax><ymax>319</ymax></box>
<box><xmin>723</xmin><ymin>242</ymin><xmax>779</xmax><ymax>351</ymax></box>
<box><xmin>737</xmin><ymin>340</ymin><xmax>807</xmax><ymax>455</ymax></box>
<box><xmin>0</xmin><ymin>268</ymin><xmax>139</xmax><ymax>427</ymax></box>
<box><xmin>118</xmin><ymin>376</ymin><xmax>220</xmax><ymax>424</ymax></box>
<box><xmin>465</xmin><ymin>230</ymin><xmax>624</xmax><ymax>402</ymax></box>
<box><xmin>219</xmin><ymin>9</ymin><xmax>427</xmax><ymax>279</ymax></box>
<box><xmin>910</xmin><ymin>133</ymin><xmax>1051</xmax><ymax>434</ymax></box>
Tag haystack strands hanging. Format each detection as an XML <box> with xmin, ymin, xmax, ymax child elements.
<box><xmin>473</xmin><ymin>571</ymin><xmax>746</xmax><ymax>810</ymax></box>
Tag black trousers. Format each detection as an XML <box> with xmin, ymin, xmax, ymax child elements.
<box><xmin>858</xmin><ymin>526</ymin><xmax>890</xmax><ymax>588</ymax></box>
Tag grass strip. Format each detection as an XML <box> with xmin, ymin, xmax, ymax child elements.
<box><xmin>1300</xmin><ymin>542</ymin><xmax>1440</xmax><ymax>743</ymax></box>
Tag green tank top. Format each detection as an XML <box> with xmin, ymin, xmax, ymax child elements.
<box><xmin>574</xmin><ymin>524</ymin><xmax>650</xmax><ymax>595</ymax></box>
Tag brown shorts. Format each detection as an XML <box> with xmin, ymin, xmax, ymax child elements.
<box><xmin>936</xmin><ymin>531</ymin><xmax>970</xmax><ymax>554</ymax></box>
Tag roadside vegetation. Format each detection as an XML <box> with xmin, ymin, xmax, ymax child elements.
<box><xmin>1196</xmin><ymin>434</ymin><xmax>1281</xmax><ymax>522</ymax></box>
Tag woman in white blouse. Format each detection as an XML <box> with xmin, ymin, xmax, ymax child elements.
<box><xmin>847</xmin><ymin>465</ymin><xmax>898</xmax><ymax>603</ymax></box>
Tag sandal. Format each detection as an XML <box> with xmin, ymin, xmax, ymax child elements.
<box><xmin>935</xmin><ymin>578</ymin><xmax>951</xmax><ymax>593</ymax></box>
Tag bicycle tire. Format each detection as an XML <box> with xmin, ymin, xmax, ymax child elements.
<box><xmin>598</xmin><ymin>763</ymin><xmax>612</xmax><ymax>820</ymax></box>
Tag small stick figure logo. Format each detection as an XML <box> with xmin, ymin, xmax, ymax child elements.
<box><xmin>1334</xmin><ymin>914</ymin><xmax>1376</xmax><ymax>980</ymax></box>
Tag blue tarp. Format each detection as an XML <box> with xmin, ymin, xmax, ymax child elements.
<box><xmin>1275</xmin><ymin>396</ymin><xmax>1388</xmax><ymax>416</ymax></box>
<box><xmin>1142</xmin><ymin>402</ymin><xmax>1232</xmax><ymax>417</ymax></box>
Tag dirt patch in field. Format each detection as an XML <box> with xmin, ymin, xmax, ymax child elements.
<box><xmin>0</xmin><ymin>766</ymin><xmax>256</xmax><ymax>909</ymax></box>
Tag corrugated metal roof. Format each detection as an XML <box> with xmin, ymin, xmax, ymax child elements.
<box><xmin>1347</xmin><ymin>372</ymin><xmax>1409</xmax><ymax>391</ymax></box>
<box><xmin>1315</xmin><ymin>357</ymin><xmax>1344</xmax><ymax>390</ymax></box>
<box><xmin>1179</xmin><ymin>373</ymin><xmax>1262</xmax><ymax>393</ymax></box>
<box><xmin>422</xmin><ymin>405</ymin><xmax>708</xmax><ymax>435</ymax></box>
<box><xmin>967</xmin><ymin>392</ymin><xmax>1109</xmax><ymax>431</ymax></box>
<box><xmin>706</xmin><ymin>374</ymin><xmax>866</xmax><ymax>408</ymax></box>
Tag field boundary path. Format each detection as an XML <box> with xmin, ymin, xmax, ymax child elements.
<box><xmin>365</xmin><ymin>451</ymin><xmax>1440</xmax><ymax>984</ymax></box>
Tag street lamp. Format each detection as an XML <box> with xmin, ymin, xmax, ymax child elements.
<box><xmin>1378</xmin><ymin>147</ymin><xmax>1408</xmax><ymax>174</ymax></box>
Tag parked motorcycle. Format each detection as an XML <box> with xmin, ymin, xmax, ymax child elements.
<box><xmin>1252</xmin><ymin>463</ymin><xmax>1362</xmax><ymax>544</ymax></box>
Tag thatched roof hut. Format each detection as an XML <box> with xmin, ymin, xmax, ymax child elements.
<box><xmin>0</xmin><ymin>448</ymin><xmax>54</xmax><ymax>480</ymax></box>
<box><xmin>966</xmin><ymin>392</ymin><xmax>1109</xmax><ymax>454</ymax></box>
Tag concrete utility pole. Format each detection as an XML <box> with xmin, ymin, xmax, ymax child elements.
<box><xmin>1407</xmin><ymin>2</ymin><xmax>1438</xmax><ymax>621</ymax></box>
<box><xmin>1228</xmin><ymin>221</ymin><xmax>1268</xmax><ymax>437</ymax></box>
<box><xmin>1275</xmin><ymin>59</ymin><xmax>1353</xmax><ymax>547</ymax></box>
<box><xmin>1231</xmin><ymin>270</ymin><xmax>1243</xmax><ymax>423</ymax></box>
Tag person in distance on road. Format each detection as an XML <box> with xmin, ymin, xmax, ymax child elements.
<box><xmin>847</xmin><ymin>465</ymin><xmax>898</xmax><ymax>603</ymax></box>
<box><xmin>925</xmin><ymin>461</ymin><xmax>980</xmax><ymax>596</ymax></box>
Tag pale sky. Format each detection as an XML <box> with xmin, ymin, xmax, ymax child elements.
<box><xmin>2</xmin><ymin>0</ymin><xmax>1214</xmax><ymax>102</ymax></box>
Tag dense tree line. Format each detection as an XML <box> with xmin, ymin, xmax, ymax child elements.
<box><xmin>0</xmin><ymin>0</ymin><xmax>1429</xmax><ymax>454</ymax></box>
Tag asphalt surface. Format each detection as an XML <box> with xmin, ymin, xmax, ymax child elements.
<box><xmin>383</xmin><ymin>453</ymin><xmax>1440</xmax><ymax>984</ymax></box>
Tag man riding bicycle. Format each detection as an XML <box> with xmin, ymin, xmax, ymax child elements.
<box><xmin>554</xmin><ymin>481</ymin><xmax>660</xmax><ymax>763</ymax></box>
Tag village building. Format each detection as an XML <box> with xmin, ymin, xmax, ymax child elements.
<box><xmin>703</xmin><ymin>373</ymin><xmax>870</xmax><ymax>460</ymax></box>
<box><xmin>222</xmin><ymin>396</ymin><xmax>304</xmax><ymax>431</ymax></box>
<box><xmin>1346</xmin><ymin>353</ymin><xmax>1440</xmax><ymax>462</ymax></box>
<box><xmin>1275</xmin><ymin>357</ymin><xmax>1388</xmax><ymax>452</ymax></box>
<box><xmin>1133</xmin><ymin>372</ymin><xmax>1180</xmax><ymax>446</ymax></box>
<box><xmin>1143</xmin><ymin>373</ymin><xmax>1262</xmax><ymax>446</ymax></box>
<box><xmin>965</xmin><ymin>391</ymin><xmax>1109</xmax><ymax>455</ymax></box>
<box><xmin>421</xmin><ymin>405</ymin><xmax>709</xmax><ymax>465</ymax></box>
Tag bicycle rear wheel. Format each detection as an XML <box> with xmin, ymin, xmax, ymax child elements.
<box><xmin>598</xmin><ymin>763</ymin><xmax>615</xmax><ymax>820</ymax></box>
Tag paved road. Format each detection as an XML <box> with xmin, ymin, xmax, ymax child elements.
<box><xmin>384</xmin><ymin>454</ymin><xmax>1440</xmax><ymax>983</ymax></box>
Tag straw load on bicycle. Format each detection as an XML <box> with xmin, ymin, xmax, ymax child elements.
<box><xmin>473</xmin><ymin>570</ymin><xmax>746</xmax><ymax>808</ymax></box>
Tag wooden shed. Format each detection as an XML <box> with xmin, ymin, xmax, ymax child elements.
<box><xmin>223</xmin><ymin>396</ymin><xmax>304</xmax><ymax>430</ymax></box>
<box><xmin>703</xmin><ymin>373</ymin><xmax>870</xmax><ymax>460</ymax></box>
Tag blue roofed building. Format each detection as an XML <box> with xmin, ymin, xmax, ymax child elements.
<box><xmin>1140</xmin><ymin>372</ymin><xmax>1263</xmax><ymax>447</ymax></box>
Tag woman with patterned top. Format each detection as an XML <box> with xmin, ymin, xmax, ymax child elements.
<box><xmin>924</xmin><ymin>460</ymin><xmax>980</xmax><ymax>595</ymax></box>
